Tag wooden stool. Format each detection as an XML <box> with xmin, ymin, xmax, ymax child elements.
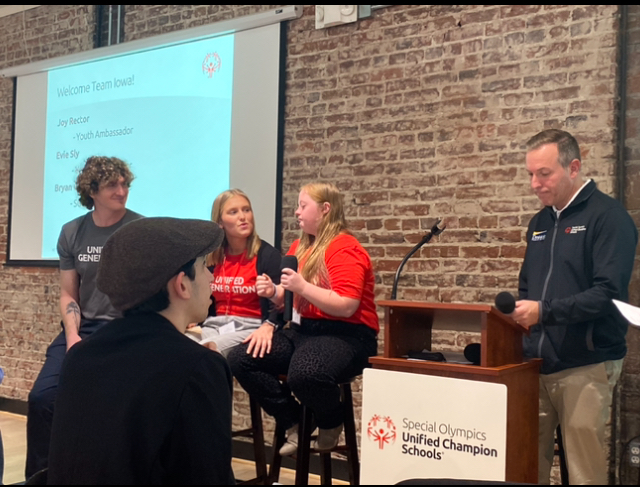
<box><xmin>269</xmin><ymin>379</ymin><xmax>360</xmax><ymax>485</ymax></box>
<box><xmin>233</xmin><ymin>395</ymin><xmax>269</xmax><ymax>485</ymax></box>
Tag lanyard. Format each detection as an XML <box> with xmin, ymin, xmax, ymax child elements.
<box><xmin>219</xmin><ymin>250</ymin><xmax>246</xmax><ymax>316</ymax></box>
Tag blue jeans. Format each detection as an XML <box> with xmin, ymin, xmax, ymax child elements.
<box><xmin>25</xmin><ymin>319</ymin><xmax>109</xmax><ymax>479</ymax></box>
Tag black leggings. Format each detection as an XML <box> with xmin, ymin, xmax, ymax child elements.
<box><xmin>227</xmin><ymin>319</ymin><xmax>377</xmax><ymax>430</ymax></box>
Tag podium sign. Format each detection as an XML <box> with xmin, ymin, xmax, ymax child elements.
<box><xmin>361</xmin><ymin>368</ymin><xmax>507</xmax><ymax>485</ymax></box>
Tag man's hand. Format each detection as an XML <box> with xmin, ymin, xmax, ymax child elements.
<box><xmin>203</xmin><ymin>341</ymin><xmax>220</xmax><ymax>353</ymax></box>
<box><xmin>512</xmin><ymin>300</ymin><xmax>540</xmax><ymax>330</ymax></box>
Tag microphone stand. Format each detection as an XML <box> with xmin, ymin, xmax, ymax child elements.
<box><xmin>390</xmin><ymin>219</ymin><xmax>445</xmax><ymax>300</ymax></box>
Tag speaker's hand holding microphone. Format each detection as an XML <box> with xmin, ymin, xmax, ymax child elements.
<box><xmin>495</xmin><ymin>292</ymin><xmax>516</xmax><ymax>314</ymax></box>
<box><xmin>280</xmin><ymin>256</ymin><xmax>302</xmax><ymax>322</ymax></box>
<box><xmin>495</xmin><ymin>292</ymin><xmax>539</xmax><ymax>330</ymax></box>
<box><xmin>280</xmin><ymin>268</ymin><xmax>307</xmax><ymax>291</ymax></box>
<box><xmin>280</xmin><ymin>257</ymin><xmax>307</xmax><ymax>290</ymax></box>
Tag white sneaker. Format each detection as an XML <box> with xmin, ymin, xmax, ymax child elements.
<box><xmin>313</xmin><ymin>424</ymin><xmax>343</xmax><ymax>451</ymax></box>
<box><xmin>279</xmin><ymin>425</ymin><xmax>299</xmax><ymax>456</ymax></box>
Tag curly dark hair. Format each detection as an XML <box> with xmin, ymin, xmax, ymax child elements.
<box><xmin>75</xmin><ymin>156</ymin><xmax>135</xmax><ymax>209</ymax></box>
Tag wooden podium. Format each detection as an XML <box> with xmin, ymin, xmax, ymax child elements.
<box><xmin>369</xmin><ymin>300</ymin><xmax>540</xmax><ymax>484</ymax></box>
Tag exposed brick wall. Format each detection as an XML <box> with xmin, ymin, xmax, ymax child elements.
<box><xmin>0</xmin><ymin>5</ymin><xmax>96</xmax><ymax>400</ymax></box>
<box><xmin>0</xmin><ymin>5</ymin><xmax>637</xmax><ymax>483</ymax></box>
<box><xmin>620</xmin><ymin>4</ymin><xmax>640</xmax><ymax>485</ymax></box>
<box><xmin>280</xmin><ymin>4</ymin><xmax>621</xmax><ymax>309</ymax></box>
<box><xmin>123</xmin><ymin>5</ymin><xmax>283</xmax><ymax>38</ymax></box>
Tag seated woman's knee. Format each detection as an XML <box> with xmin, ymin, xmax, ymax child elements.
<box><xmin>225</xmin><ymin>344</ymin><xmax>249</xmax><ymax>375</ymax></box>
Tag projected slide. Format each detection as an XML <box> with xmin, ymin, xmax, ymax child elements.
<box><xmin>41</xmin><ymin>35</ymin><xmax>234</xmax><ymax>258</ymax></box>
<box><xmin>10</xmin><ymin>19</ymin><xmax>282</xmax><ymax>263</ymax></box>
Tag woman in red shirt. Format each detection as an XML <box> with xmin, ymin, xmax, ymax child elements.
<box><xmin>192</xmin><ymin>189</ymin><xmax>282</xmax><ymax>358</ymax></box>
<box><xmin>228</xmin><ymin>182</ymin><xmax>378</xmax><ymax>455</ymax></box>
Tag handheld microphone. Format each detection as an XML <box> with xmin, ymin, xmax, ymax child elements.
<box><xmin>281</xmin><ymin>255</ymin><xmax>298</xmax><ymax>322</ymax></box>
<box><xmin>391</xmin><ymin>219</ymin><xmax>446</xmax><ymax>300</ymax></box>
<box><xmin>495</xmin><ymin>291</ymin><xmax>516</xmax><ymax>314</ymax></box>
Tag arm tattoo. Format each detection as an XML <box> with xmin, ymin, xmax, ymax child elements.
<box><xmin>66</xmin><ymin>302</ymin><xmax>81</xmax><ymax>332</ymax></box>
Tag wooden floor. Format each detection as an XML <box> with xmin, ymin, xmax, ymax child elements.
<box><xmin>0</xmin><ymin>411</ymin><xmax>25</xmax><ymax>485</ymax></box>
<box><xmin>0</xmin><ymin>411</ymin><xmax>348</xmax><ymax>485</ymax></box>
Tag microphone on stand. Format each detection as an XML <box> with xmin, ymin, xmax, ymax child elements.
<box><xmin>390</xmin><ymin>219</ymin><xmax>446</xmax><ymax>300</ymax></box>
<box><xmin>281</xmin><ymin>255</ymin><xmax>298</xmax><ymax>322</ymax></box>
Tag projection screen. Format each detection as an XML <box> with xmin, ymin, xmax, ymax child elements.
<box><xmin>2</xmin><ymin>6</ymin><xmax>299</xmax><ymax>264</ymax></box>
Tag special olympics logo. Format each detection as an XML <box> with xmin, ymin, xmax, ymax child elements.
<box><xmin>202</xmin><ymin>52</ymin><xmax>221</xmax><ymax>78</ymax></box>
<box><xmin>367</xmin><ymin>414</ymin><xmax>397</xmax><ymax>450</ymax></box>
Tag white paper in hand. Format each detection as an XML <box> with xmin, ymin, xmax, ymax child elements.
<box><xmin>613</xmin><ymin>299</ymin><xmax>640</xmax><ymax>327</ymax></box>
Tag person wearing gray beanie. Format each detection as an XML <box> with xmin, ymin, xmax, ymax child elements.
<box><xmin>46</xmin><ymin>217</ymin><xmax>235</xmax><ymax>485</ymax></box>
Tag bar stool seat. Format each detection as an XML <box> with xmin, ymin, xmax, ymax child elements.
<box><xmin>269</xmin><ymin>377</ymin><xmax>360</xmax><ymax>485</ymax></box>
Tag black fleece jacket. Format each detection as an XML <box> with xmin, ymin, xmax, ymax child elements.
<box><xmin>519</xmin><ymin>180</ymin><xmax>638</xmax><ymax>374</ymax></box>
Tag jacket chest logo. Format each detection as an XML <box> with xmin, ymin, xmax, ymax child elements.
<box><xmin>565</xmin><ymin>225</ymin><xmax>586</xmax><ymax>234</ymax></box>
<box><xmin>531</xmin><ymin>230</ymin><xmax>547</xmax><ymax>242</ymax></box>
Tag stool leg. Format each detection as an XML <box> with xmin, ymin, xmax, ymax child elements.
<box><xmin>268</xmin><ymin>424</ymin><xmax>286</xmax><ymax>485</ymax></box>
<box><xmin>295</xmin><ymin>406</ymin><xmax>314</xmax><ymax>485</ymax></box>
<box><xmin>320</xmin><ymin>452</ymin><xmax>332</xmax><ymax>485</ymax></box>
<box><xmin>342</xmin><ymin>384</ymin><xmax>360</xmax><ymax>485</ymax></box>
<box><xmin>556</xmin><ymin>425</ymin><xmax>569</xmax><ymax>485</ymax></box>
<box><xmin>249</xmin><ymin>396</ymin><xmax>268</xmax><ymax>483</ymax></box>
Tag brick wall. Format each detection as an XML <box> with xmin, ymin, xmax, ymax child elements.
<box><xmin>0</xmin><ymin>5</ymin><xmax>96</xmax><ymax>400</ymax></box>
<box><xmin>620</xmin><ymin>4</ymin><xmax>640</xmax><ymax>485</ymax></box>
<box><xmin>281</xmin><ymin>4</ymin><xmax>620</xmax><ymax>308</ymax></box>
<box><xmin>0</xmin><ymin>5</ymin><xmax>637</xmax><ymax>482</ymax></box>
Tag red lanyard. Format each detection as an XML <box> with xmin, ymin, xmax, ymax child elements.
<box><xmin>219</xmin><ymin>250</ymin><xmax>246</xmax><ymax>315</ymax></box>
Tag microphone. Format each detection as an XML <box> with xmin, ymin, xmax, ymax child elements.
<box><xmin>495</xmin><ymin>291</ymin><xmax>516</xmax><ymax>314</ymax></box>
<box><xmin>281</xmin><ymin>255</ymin><xmax>298</xmax><ymax>322</ymax></box>
<box><xmin>391</xmin><ymin>219</ymin><xmax>446</xmax><ymax>300</ymax></box>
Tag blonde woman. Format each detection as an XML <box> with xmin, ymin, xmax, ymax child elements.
<box><xmin>196</xmin><ymin>189</ymin><xmax>282</xmax><ymax>358</ymax></box>
<box><xmin>228</xmin><ymin>182</ymin><xmax>379</xmax><ymax>455</ymax></box>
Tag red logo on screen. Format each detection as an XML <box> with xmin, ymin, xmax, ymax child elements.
<box><xmin>202</xmin><ymin>52</ymin><xmax>221</xmax><ymax>78</ymax></box>
<box><xmin>367</xmin><ymin>415</ymin><xmax>397</xmax><ymax>450</ymax></box>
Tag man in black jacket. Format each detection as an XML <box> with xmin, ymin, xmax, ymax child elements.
<box><xmin>47</xmin><ymin>217</ymin><xmax>234</xmax><ymax>485</ymax></box>
<box><xmin>511</xmin><ymin>129</ymin><xmax>638</xmax><ymax>485</ymax></box>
